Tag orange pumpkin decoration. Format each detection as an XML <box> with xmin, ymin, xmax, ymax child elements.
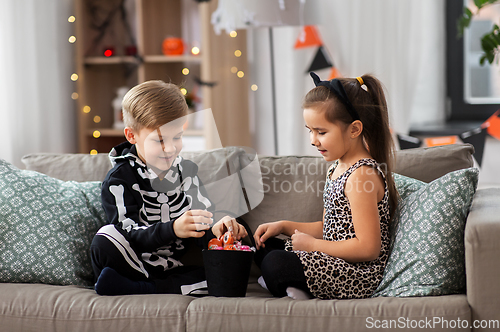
<box><xmin>162</xmin><ymin>37</ymin><xmax>184</xmax><ymax>56</ymax></box>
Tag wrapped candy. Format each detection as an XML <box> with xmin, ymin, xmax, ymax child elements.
<box><xmin>208</xmin><ymin>238</ymin><xmax>223</xmax><ymax>250</ymax></box>
<box><xmin>208</xmin><ymin>230</ymin><xmax>255</xmax><ymax>252</ymax></box>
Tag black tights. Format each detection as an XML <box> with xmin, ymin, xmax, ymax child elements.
<box><xmin>255</xmin><ymin>238</ymin><xmax>311</xmax><ymax>297</ymax></box>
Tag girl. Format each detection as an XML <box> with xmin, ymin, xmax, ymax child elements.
<box><xmin>253</xmin><ymin>72</ymin><xmax>398</xmax><ymax>300</ymax></box>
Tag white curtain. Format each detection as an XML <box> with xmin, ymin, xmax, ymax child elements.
<box><xmin>248</xmin><ymin>0</ymin><xmax>446</xmax><ymax>156</ymax></box>
<box><xmin>0</xmin><ymin>0</ymin><xmax>76</xmax><ymax>167</ymax></box>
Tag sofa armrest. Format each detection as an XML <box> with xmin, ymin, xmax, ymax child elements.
<box><xmin>465</xmin><ymin>188</ymin><xmax>500</xmax><ymax>325</ymax></box>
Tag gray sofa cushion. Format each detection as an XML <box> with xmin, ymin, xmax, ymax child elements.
<box><xmin>394</xmin><ymin>144</ymin><xmax>474</xmax><ymax>183</ymax></box>
<box><xmin>241</xmin><ymin>144</ymin><xmax>475</xmax><ymax>234</ymax></box>
<box><xmin>0</xmin><ymin>282</ymin><xmax>471</xmax><ymax>331</ymax></box>
<box><xmin>21</xmin><ymin>153</ymin><xmax>112</xmax><ymax>182</ymax></box>
<box><xmin>0</xmin><ymin>283</ymin><xmax>194</xmax><ymax>332</ymax></box>
<box><xmin>186</xmin><ymin>289</ymin><xmax>470</xmax><ymax>331</ymax></box>
<box><xmin>21</xmin><ymin>144</ymin><xmax>475</xmax><ymax>236</ymax></box>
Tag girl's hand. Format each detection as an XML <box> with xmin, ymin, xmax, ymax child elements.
<box><xmin>212</xmin><ymin>216</ymin><xmax>248</xmax><ymax>240</ymax></box>
<box><xmin>173</xmin><ymin>210</ymin><xmax>213</xmax><ymax>238</ymax></box>
<box><xmin>291</xmin><ymin>229</ymin><xmax>316</xmax><ymax>252</ymax></box>
<box><xmin>254</xmin><ymin>221</ymin><xmax>284</xmax><ymax>249</ymax></box>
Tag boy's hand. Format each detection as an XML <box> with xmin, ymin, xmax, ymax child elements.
<box><xmin>212</xmin><ymin>216</ymin><xmax>248</xmax><ymax>240</ymax></box>
<box><xmin>173</xmin><ymin>210</ymin><xmax>213</xmax><ymax>238</ymax></box>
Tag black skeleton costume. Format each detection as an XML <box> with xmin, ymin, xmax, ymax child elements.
<box><xmin>91</xmin><ymin>142</ymin><xmax>213</xmax><ymax>292</ymax></box>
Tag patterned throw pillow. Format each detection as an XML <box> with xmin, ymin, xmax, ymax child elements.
<box><xmin>387</xmin><ymin>174</ymin><xmax>426</xmax><ymax>243</ymax></box>
<box><xmin>0</xmin><ymin>159</ymin><xmax>107</xmax><ymax>286</ymax></box>
<box><xmin>373</xmin><ymin>168</ymin><xmax>479</xmax><ymax>297</ymax></box>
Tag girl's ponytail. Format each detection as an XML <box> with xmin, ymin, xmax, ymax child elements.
<box><xmin>344</xmin><ymin>75</ymin><xmax>398</xmax><ymax>216</ymax></box>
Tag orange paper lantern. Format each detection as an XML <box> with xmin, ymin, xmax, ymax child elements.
<box><xmin>294</xmin><ymin>25</ymin><xmax>322</xmax><ymax>49</ymax></box>
<box><xmin>162</xmin><ymin>37</ymin><xmax>184</xmax><ymax>56</ymax></box>
<box><xmin>483</xmin><ymin>110</ymin><xmax>500</xmax><ymax>140</ymax></box>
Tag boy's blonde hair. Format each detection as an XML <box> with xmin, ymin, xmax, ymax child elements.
<box><xmin>122</xmin><ymin>80</ymin><xmax>188</xmax><ymax>131</ymax></box>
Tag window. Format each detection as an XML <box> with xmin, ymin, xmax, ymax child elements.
<box><xmin>446</xmin><ymin>0</ymin><xmax>499</xmax><ymax>122</ymax></box>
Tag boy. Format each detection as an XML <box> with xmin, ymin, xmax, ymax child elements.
<box><xmin>91</xmin><ymin>80</ymin><xmax>246</xmax><ymax>295</ymax></box>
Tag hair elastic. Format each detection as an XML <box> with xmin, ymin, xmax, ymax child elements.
<box><xmin>356</xmin><ymin>76</ymin><xmax>368</xmax><ymax>91</ymax></box>
<box><xmin>310</xmin><ymin>72</ymin><xmax>360</xmax><ymax>121</ymax></box>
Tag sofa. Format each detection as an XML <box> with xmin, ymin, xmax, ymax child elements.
<box><xmin>1</xmin><ymin>143</ymin><xmax>499</xmax><ymax>331</ymax></box>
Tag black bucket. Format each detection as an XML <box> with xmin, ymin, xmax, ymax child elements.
<box><xmin>202</xmin><ymin>249</ymin><xmax>254</xmax><ymax>297</ymax></box>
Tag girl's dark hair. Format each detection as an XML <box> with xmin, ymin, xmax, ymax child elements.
<box><xmin>303</xmin><ymin>75</ymin><xmax>398</xmax><ymax>215</ymax></box>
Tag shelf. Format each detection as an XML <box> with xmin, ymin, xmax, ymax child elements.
<box><xmin>84</xmin><ymin>56</ymin><xmax>140</xmax><ymax>65</ymax></box>
<box><xmin>88</xmin><ymin>128</ymin><xmax>205</xmax><ymax>137</ymax></box>
<box><xmin>143</xmin><ymin>55</ymin><xmax>202</xmax><ymax>63</ymax></box>
<box><xmin>84</xmin><ymin>55</ymin><xmax>202</xmax><ymax>66</ymax></box>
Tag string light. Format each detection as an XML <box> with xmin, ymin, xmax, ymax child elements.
<box><xmin>234</xmin><ymin>50</ymin><xmax>242</xmax><ymax>57</ymax></box>
<box><xmin>251</xmin><ymin>84</ymin><xmax>258</xmax><ymax>91</ymax></box>
<box><xmin>180</xmin><ymin>88</ymin><xmax>187</xmax><ymax>95</ymax></box>
<box><xmin>182</xmin><ymin>68</ymin><xmax>190</xmax><ymax>75</ymax></box>
<box><xmin>83</xmin><ymin>106</ymin><xmax>91</xmax><ymax>113</ymax></box>
<box><xmin>69</xmin><ymin>14</ymin><xmax>77</xmax><ymax>123</ymax></box>
<box><xmin>93</xmin><ymin>115</ymin><xmax>101</xmax><ymax>123</ymax></box>
<box><xmin>90</xmin><ymin>149</ymin><xmax>98</xmax><ymax>155</ymax></box>
<box><xmin>191</xmin><ymin>46</ymin><xmax>200</xmax><ymax>55</ymax></box>
<box><xmin>93</xmin><ymin>130</ymin><xmax>101</xmax><ymax>138</ymax></box>
<box><xmin>230</xmin><ymin>66</ymin><xmax>238</xmax><ymax>74</ymax></box>
<box><xmin>229</xmin><ymin>31</ymin><xmax>237</xmax><ymax>38</ymax></box>
<box><xmin>237</xmin><ymin>71</ymin><xmax>244</xmax><ymax>78</ymax></box>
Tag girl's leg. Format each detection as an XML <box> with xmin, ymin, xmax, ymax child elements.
<box><xmin>260</xmin><ymin>249</ymin><xmax>311</xmax><ymax>298</ymax></box>
<box><xmin>254</xmin><ymin>237</ymin><xmax>286</xmax><ymax>268</ymax></box>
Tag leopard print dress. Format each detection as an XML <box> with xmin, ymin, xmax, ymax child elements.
<box><xmin>288</xmin><ymin>158</ymin><xmax>391</xmax><ymax>299</ymax></box>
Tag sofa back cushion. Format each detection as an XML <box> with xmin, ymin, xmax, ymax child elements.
<box><xmin>21</xmin><ymin>144</ymin><xmax>475</xmax><ymax>235</ymax></box>
<box><xmin>21</xmin><ymin>153</ymin><xmax>112</xmax><ymax>182</ymax></box>
<box><xmin>22</xmin><ymin>143</ymin><xmax>474</xmax><ymax>184</ymax></box>
<box><xmin>394</xmin><ymin>144</ymin><xmax>474</xmax><ymax>183</ymax></box>
<box><xmin>240</xmin><ymin>144</ymin><xmax>475</xmax><ymax>234</ymax></box>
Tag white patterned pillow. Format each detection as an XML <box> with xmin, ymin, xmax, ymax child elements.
<box><xmin>0</xmin><ymin>159</ymin><xmax>107</xmax><ymax>286</ymax></box>
<box><xmin>373</xmin><ymin>168</ymin><xmax>479</xmax><ymax>297</ymax></box>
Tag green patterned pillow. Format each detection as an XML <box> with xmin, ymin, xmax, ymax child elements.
<box><xmin>0</xmin><ymin>159</ymin><xmax>107</xmax><ymax>286</ymax></box>
<box><xmin>373</xmin><ymin>168</ymin><xmax>479</xmax><ymax>297</ymax></box>
<box><xmin>394</xmin><ymin>173</ymin><xmax>426</xmax><ymax>199</ymax></box>
<box><xmin>387</xmin><ymin>174</ymin><xmax>426</xmax><ymax>242</ymax></box>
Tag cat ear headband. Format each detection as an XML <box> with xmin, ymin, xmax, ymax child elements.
<box><xmin>309</xmin><ymin>72</ymin><xmax>360</xmax><ymax>122</ymax></box>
